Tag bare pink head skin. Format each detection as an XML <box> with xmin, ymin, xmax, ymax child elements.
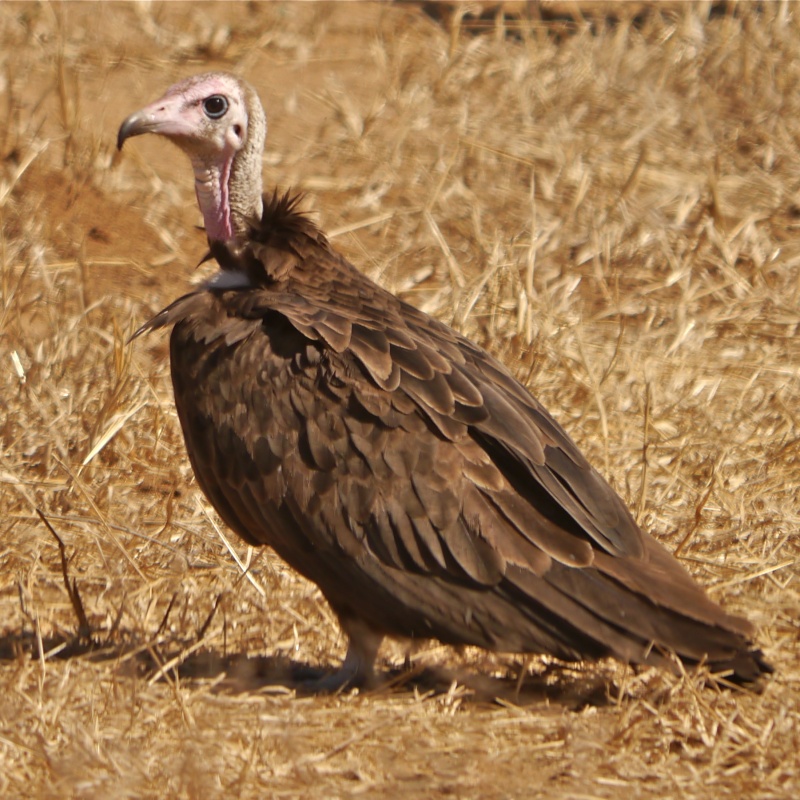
<box><xmin>117</xmin><ymin>73</ymin><xmax>266</xmax><ymax>242</ymax></box>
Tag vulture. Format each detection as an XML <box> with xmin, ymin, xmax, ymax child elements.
<box><xmin>118</xmin><ymin>72</ymin><xmax>770</xmax><ymax>689</ymax></box>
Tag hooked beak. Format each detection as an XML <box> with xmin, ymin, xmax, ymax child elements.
<box><xmin>117</xmin><ymin>110</ymin><xmax>154</xmax><ymax>150</ymax></box>
<box><xmin>117</xmin><ymin>94</ymin><xmax>192</xmax><ymax>151</ymax></box>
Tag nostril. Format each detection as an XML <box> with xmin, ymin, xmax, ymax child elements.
<box><xmin>234</xmin><ymin>125</ymin><xmax>242</xmax><ymax>137</ymax></box>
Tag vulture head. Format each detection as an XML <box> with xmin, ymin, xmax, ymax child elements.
<box><xmin>117</xmin><ymin>73</ymin><xmax>266</xmax><ymax>242</ymax></box>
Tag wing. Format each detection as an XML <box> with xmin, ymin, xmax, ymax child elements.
<box><xmin>258</xmin><ymin>270</ymin><xmax>755</xmax><ymax>638</ymax></box>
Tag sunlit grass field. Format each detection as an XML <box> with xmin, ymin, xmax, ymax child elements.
<box><xmin>0</xmin><ymin>3</ymin><xmax>797</xmax><ymax>797</ymax></box>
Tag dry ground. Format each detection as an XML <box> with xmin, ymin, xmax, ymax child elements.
<box><xmin>0</xmin><ymin>2</ymin><xmax>798</xmax><ymax>798</ymax></box>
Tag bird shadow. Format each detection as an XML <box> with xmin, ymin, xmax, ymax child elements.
<box><xmin>0</xmin><ymin>627</ymin><xmax>616</xmax><ymax>709</ymax></box>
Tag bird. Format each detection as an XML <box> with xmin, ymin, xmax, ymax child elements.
<box><xmin>117</xmin><ymin>72</ymin><xmax>770</xmax><ymax>689</ymax></box>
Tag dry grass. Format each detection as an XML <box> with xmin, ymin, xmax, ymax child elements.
<box><xmin>0</xmin><ymin>1</ymin><xmax>798</xmax><ymax>797</ymax></box>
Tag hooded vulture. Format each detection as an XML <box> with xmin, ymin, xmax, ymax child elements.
<box><xmin>117</xmin><ymin>72</ymin><xmax>769</xmax><ymax>688</ymax></box>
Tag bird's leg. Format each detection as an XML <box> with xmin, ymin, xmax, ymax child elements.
<box><xmin>304</xmin><ymin>615</ymin><xmax>383</xmax><ymax>692</ymax></box>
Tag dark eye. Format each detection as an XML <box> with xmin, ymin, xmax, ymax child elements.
<box><xmin>203</xmin><ymin>95</ymin><xmax>228</xmax><ymax>119</ymax></box>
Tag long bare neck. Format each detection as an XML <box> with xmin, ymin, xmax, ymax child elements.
<box><xmin>192</xmin><ymin>84</ymin><xmax>266</xmax><ymax>242</ymax></box>
<box><xmin>229</xmin><ymin>84</ymin><xmax>266</xmax><ymax>236</ymax></box>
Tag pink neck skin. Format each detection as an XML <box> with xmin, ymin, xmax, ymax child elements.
<box><xmin>191</xmin><ymin>155</ymin><xmax>234</xmax><ymax>242</ymax></box>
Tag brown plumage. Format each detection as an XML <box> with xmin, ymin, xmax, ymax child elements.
<box><xmin>119</xmin><ymin>74</ymin><xmax>770</xmax><ymax>688</ymax></box>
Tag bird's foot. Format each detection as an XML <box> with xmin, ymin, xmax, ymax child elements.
<box><xmin>297</xmin><ymin>617</ymin><xmax>384</xmax><ymax>693</ymax></box>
